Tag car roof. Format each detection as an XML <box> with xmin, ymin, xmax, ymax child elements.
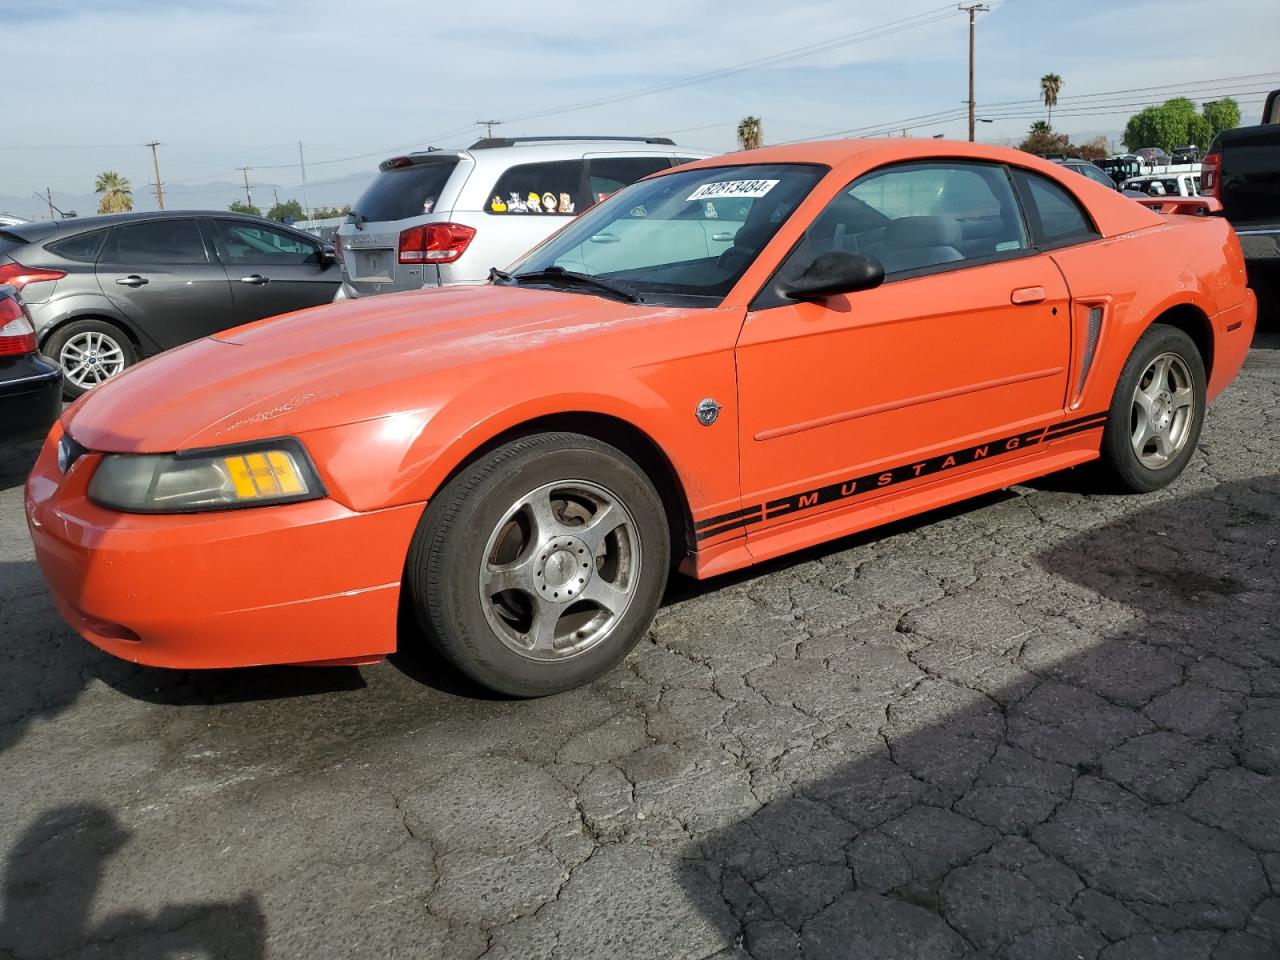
<box><xmin>0</xmin><ymin>210</ymin><xmax>317</xmax><ymax>244</ymax></box>
<box><xmin>387</xmin><ymin>138</ymin><xmax>710</xmax><ymax>166</ymax></box>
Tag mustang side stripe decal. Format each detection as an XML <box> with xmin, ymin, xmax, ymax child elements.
<box><xmin>695</xmin><ymin>413</ymin><xmax>1107</xmax><ymax>542</ymax></box>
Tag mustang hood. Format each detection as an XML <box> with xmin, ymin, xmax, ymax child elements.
<box><xmin>63</xmin><ymin>285</ymin><xmax>672</xmax><ymax>453</ymax></box>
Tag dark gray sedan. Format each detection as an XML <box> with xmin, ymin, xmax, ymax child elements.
<box><xmin>0</xmin><ymin>212</ymin><xmax>340</xmax><ymax>396</ymax></box>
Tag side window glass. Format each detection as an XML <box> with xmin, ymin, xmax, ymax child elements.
<box><xmin>586</xmin><ymin>156</ymin><xmax>672</xmax><ymax>205</ymax></box>
<box><xmin>794</xmin><ymin>162</ymin><xmax>1028</xmax><ymax>278</ymax></box>
<box><xmin>1016</xmin><ymin>171</ymin><xmax>1099</xmax><ymax>245</ymax></box>
<box><xmin>46</xmin><ymin>229</ymin><xmax>107</xmax><ymax>262</ymax></box>
<box><xmin>212</xmin><ymin>221</ymin><xmax>319</xmax><ymax>265</ymax></box>
<box><xmin>101</xmin><ymin>220</ymin><xmax>208</xmax><ymax>265</ymax></box>
<box><xmin>486</xmin><ymin>160</ymin><xmax>586</xmax><ymax>215</ymax></box>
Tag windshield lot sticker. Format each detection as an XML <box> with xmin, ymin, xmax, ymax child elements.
<box><xmin>687</xmin><ymin>179</ymin><xmax>779</xmax><ymax>202</ymax></box>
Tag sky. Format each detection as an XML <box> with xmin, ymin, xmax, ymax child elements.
<box><xmin>1</xmin><ymin>0</ymin><xmax>1276</xmax><ymax>218</ymax></box>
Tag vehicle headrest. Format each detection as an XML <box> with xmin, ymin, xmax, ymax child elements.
<box><xmin>883</xmin><ymin>216</ymin><xmax>961</xmax><ymax>247</ymax></box>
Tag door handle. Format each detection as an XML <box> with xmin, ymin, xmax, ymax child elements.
<box><xmin>588</xmin><ymin>234</ymin><xmax>619</xmax><ymax>244</ymax></box>
<box><xmin>711</xmin><ymin>232</ymin><xmax>736</xmax><ymax>242</ymax></box>
<box><xmin>115</xmin><ymin>275</ymin><xmax>148</xmax><ymax>287</ymax></box>
<box><xmin>239</xmin><ymin>274</ymin><xmax>270</xmax><ymax>285</ymax></box>
<box><xmin>1010</xmin><ymin>286</ymin><xmax>1047</xmax><ymax>305</ymax></box>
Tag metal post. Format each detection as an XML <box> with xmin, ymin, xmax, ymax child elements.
<box><xmin>238</xmin><ymin>167</ymin><xmax>253</xmax><ymax>208</ymax></box>
<box><xmin>298</xmin><ymin>141</ymin><xmax>310</xmax><ymax>219</ymax></box>
<box><xmin>960</xmin><ymin>4</ymin><xmax>989</xmax><ymax>142</ymax></box>
<box><xmin>146</xmin><ymin>141</ymin><xmax>165</xmax><ymax>209</ymax></box>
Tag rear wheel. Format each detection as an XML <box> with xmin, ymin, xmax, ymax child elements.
<box><xmin>44</xmin><ymin>319</ymin><xmax>136</xmax><ymax>399</ymax></box>
<box><xmin>406</xmin><ymin>432</ymin><xmax>670</xmax><ymax>697</ymax></box>
<box><xmin>1097</xmin><ymin>324</ymin><xmax>1205</xmax><ymax>493</ymax></box>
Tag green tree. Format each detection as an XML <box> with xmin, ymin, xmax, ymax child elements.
<box><xmin>1202</xmin><ymin>98</ymin><xmax>1241</xmax><ymax>135</ymax></box>
<box><xmin>1040</xmin><ymin>73</ymin><xmax>1063</xmax><ymax>128</ymax></box>
<box><xmin>1123</xmin><ymin>97</ymin><xmax>1232</xmax><ymax>152</ymax></box>
<box><xmin>1020</xmin><ymin>123</ymin><xmax>1071</xmax><ymax>157</ymax></box>
<box><xmin>94</xmin><ymin>171</ymin><xmax>133</xmax><ymax>214</ymax></box>
<box><xmin>267</xmin><ymin>198</ymin><xmax>305</xmax><ymax>221</ymax></box>
<box><xmin>736</xmin><ymin>116</ymin><xmax>763</xmax><ymax>151</ymax></box>
<box><xmin>228</xmin><ymin>199</ymin><xmax>261</xmax><ymax>216</ymax></box>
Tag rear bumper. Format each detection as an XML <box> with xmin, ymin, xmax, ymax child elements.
<box><xmin>25</xmin><ymin>428</ymin><xmax>424</xmax><ymax>669</ymax></box>
<box><xmin>0</xmin><ymin>354</ymin><xmax>62</xmax><ymax>446</ymax></box>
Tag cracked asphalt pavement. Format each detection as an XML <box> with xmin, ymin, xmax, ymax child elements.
<box><xmin>1</xmin><ymin>334</ymin><xmax>1277</xmax><ymax>960</ymax></box>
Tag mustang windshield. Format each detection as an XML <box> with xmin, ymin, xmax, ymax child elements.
<box><xmin>506</xmin><ymin>163</ymin><xmax>826</xmax><ymax>306</ymax></box>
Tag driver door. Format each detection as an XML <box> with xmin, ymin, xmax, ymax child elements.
<box><xmin>735</xmin><ymin>161</ymin><xmax>1071</xmax><ymax>536</ymax></box>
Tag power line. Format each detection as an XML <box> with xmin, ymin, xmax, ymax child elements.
<box><xmin>499</xmin><ymin>4</ymin><xmax>972</xmax><ymax>125</ymax></box>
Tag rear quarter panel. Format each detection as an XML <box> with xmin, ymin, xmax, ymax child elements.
<box><xmin>1047</xmin><ymin>214</ymin><xmax>1254</xmax><ymax>412</ymax></box>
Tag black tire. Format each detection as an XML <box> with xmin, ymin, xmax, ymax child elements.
<box><xmin>1097</xmin><ymin>323</ymin><xmax>1206</xmax><ymax>493</ymax></box>
<box><xmin>406</xmin><ymin>432</ymin><xmax>670</xmax><ymax>697</ymax></box>
<box><xmin>43</xmin><ymin>319</ymin><xmax>137</xmax><ymax>400</ymax></box>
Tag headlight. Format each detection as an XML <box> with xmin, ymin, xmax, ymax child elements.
<box><xmin>87</xmin><ymin>439</ymin><xmax>324</xmax><ymax>513</ymax></box>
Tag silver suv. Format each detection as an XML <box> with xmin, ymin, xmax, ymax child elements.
<box><xmin>333</xmin><ymin>136</ymin><xmax>709</xmax><ymax>299</ymax></box>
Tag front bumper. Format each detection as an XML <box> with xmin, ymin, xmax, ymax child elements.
<box><xmin>0</xmin><ymin>354</ymin><xmax>62</xmax><ymax>446</ymax></box>
<box><xmin>25</xmin><ymin>428</ymin><xmax>424</xmax><ymax>669</ymax></box>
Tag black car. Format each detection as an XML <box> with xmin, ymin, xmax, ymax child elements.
<box><xmin>0</xmin><ymin>212</ymin><xmax>340</xmax><ymax>397</ymax></box>
<box><xmin>0</xmin><ymin>285</ymin><xmax>61</xmax><ymax>446</ymax></box>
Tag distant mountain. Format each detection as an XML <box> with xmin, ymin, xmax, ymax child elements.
<box><xmin>0</xmin><ymin>173</ymin><xmax>374</xmax><ymax>223</ymax></box>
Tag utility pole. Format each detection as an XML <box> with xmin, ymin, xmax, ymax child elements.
<box><xmin>960</xmin><ymin>3</ymin><xmax>989</xmax><ymax>142</ymax></box>
<box><xmin>297</xmin><ymin>141</ymin><xmax>311</xmax><ymax>219</ymax></box>
<box><xmin>145</xmin><ymin>141</ymin><xmax>165</xmax><ymax>209</ymax></box>
<box><xmin>477</xmin><ymin>119</ymin><xmax>503</xmax><ymax>138</ymax></box>
<box><xmin>45</xmin><ymin>188</ymin><xmax>55</xmax><ymax>220</ymax></box>
<box><xmin>237</xmin><ymin>167</ymin><xmax>253</xmax><ymax>208</ymax></box>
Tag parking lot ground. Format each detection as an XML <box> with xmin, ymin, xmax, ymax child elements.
<box><xmin>1</xmin><ymin>334</ymin><xmax>1278</xmax><ymax>960</ymax></box>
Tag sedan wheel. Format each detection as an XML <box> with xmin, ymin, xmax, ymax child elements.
<box><xmin>407</xmin><ymin>432</ymin><xmax>669</xmax><ymax>697</ymax></box>
<box><xmin>1099</xmin><ymin>323</ymin><xmax>1205</xmax><ymax>493</ymax></box>
<box><xmin>60</xmin><ymin>330</ymin><xmax>127</xmax><ymax>390</ymax></box>
<box><xmin>479</xmin><ymin>479</ymin><xmax>642</xmax><ymax>662</ymax></box>
<box><xmin>1129</xmin><ymin>352</ymin><xmax>1195</xmax><ymax>469</ymax></box>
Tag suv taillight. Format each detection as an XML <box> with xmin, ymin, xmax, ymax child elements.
<box><xmin>1201</xmin><ymin>152</ymin><xmax>1222</xmax><ymax>199</ymax></box>
<box><xmin>399</xmin><ymin>223</ymin><xmax>476</xmax><ymax>265</ymax></box>
<box><xmin>0</xmin><ymin>262</ymin><xmax>66</xmax><ymax>291</ymax></box>
<box><xmin>0</xmin><ymin>297</ymin><xmax>37</xmax><ymax>355</ymax></box>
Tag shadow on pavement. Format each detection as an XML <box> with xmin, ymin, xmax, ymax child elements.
<box><xmin>0</xmin><ymin>805</ymin><xmax>265</xmax><ymax>959</ymax></box>
<box><xmin>679</xmin><ymin>475</ymin><xmax>1280</xmax><ymax>958</ymax></box>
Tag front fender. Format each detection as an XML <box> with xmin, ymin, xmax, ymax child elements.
<box><xmin>300</xmin><ymin>327</ymin><xmax>744</xmax><ymax>523</ymax></box>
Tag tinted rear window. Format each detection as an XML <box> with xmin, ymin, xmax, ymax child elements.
<box><xmin>353</xmin><ymin>159</ymin><xmax>460</xmax><ymax>222</ymax></box>
<box><xmin>47</xmin><ymin>229</ymin><xmax>108</xmax><ymax>262</ymax></box>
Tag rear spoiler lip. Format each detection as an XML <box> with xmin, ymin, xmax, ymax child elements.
<box><xmin>1135</xmin><ymin>196</ymin><xmax>1223</xmax><ymax>217</ymax></box>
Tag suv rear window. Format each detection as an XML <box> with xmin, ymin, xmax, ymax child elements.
<box><xmin>353</xmin><ymin>158</ymin><xmax>460</xmax><ymax>222</ymax></box>
<box><xmin>486</xmin><ymin>160</ymin><xmax>587</xmax><ymax>215</ymax></box>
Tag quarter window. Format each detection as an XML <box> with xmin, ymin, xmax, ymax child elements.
<box><xmin>1014</xmin><ymin>170</ymin><xmax>1099</xmax><ymax>246</ymax></box>
<box><xmin>486</xmin><ymin>160</ymin><xmax>587</xmax><ymax>215</ymax></box>
<box><xmin>100</xmin><ymin>219</ymin><xmax>208</xmax><ymax>265</ymax></box>
<box><xmin>211</xmin><ymin>220</ymin><xmax>320</xmax><ymax>265</ymax></box>
<box><xmin>47</xmin><ymin>229</ymin><xmax>108</xmax><ymax>262</ymax></box>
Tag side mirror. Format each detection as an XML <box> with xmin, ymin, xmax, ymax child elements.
<box><xmin>783</xmin><ymin>251</ymin><xmax>885</xmax><ymax>301</ymax></box>
<box><xmin>319</xmin><ymin>245</ymin><xmax>337</xmax><ymax>266</ymax></box>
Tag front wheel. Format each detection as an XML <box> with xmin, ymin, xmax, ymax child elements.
<box><xmin>406</xmin><ymin>432</ymin><xmax>670</xmax><ymax>697</ymax></box>
<box><xmin>1097</xmin><ymin>324</ymin><xmax>1206</xmax><ymax>493</ymax></box>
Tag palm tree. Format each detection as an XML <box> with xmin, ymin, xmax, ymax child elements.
<box><xmin>1040</xmin><ymin>74</ymin><xmax>1063</xmax><ymax>129</ymax></box>
<box><xmin>736</xmin><ymin>117</ymin><xmax>763</xmax><ymax>151</ymax></box>
<box><xmin>1029</xmin><ymin>120</ymin><xmax>1051</xmax><ymax>136</ymax></box>
<box><xmin>95</xmin><ymin>171</ymin><xmax>133</xmax><ymax>214</ymax></box>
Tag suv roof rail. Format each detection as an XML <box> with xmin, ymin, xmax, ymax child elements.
<box><xmin>467</xmin><ymin>135</ymin><xmax>677</xmax><ymax>150</ymax></box>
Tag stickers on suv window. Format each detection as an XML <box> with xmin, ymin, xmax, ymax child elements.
<box><xmin>687</xmin><ymin>179</ymin><xmax>779</xmax><ymax>202</ymax></box>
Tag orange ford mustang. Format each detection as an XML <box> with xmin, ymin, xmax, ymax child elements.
<box><xmin>26</xmin><ymin>140</ymin><xmax>1256</xmax><ymax>696</ymax></box>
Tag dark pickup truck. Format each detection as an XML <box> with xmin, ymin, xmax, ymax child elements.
<box><xmin>1203</xmin><ymin>89</ymin><xmax>1280</xmax><ymax>323</ymax></box>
